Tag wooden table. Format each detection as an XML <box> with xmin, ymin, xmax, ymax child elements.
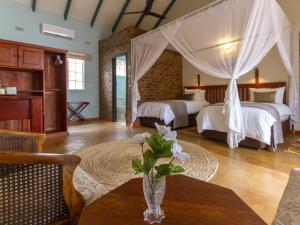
<box><xmin>79</xmin><ymin>175</ymin><xmax>267</xmax><ymax>225</ymax></box>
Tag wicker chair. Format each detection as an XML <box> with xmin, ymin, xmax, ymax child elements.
<box><xmin>0</xmin><ymin>129</ymin><xmax>46</xmax><ymax>152</ymax></box>
<box><xmin>0</xmin><ymin>152</ymin><xmax>85</xmax><ymax>225</ymax></box>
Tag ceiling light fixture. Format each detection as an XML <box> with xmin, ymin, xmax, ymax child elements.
<box><xmin>223</xmin><ymin>42</ymin><xmax>233</xmax><ymax>50</ymax></box>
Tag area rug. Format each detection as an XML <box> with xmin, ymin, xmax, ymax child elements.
<box><xmin>73</xmin><ymin>139</ymin><xmax>218</xmax><ymax>196</ymax></box>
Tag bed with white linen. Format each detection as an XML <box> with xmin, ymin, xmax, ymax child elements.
<box><xmin>138</xmin><ymin>89</ymin><xmax>209</xmax><ymax>129</ymax></box>
<box><xmin>195</xmin><ymin>84</ymin><xmax>291</xmax><ymax>150</ymax></box>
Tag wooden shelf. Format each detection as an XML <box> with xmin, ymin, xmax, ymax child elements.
<box><xmin>0</xmin><ymin>39</ymin><xmax>67</xmax><ymax>134</ymax></box>
<box><xmin>45</xmin><ymin>89</ymin><xmax>62</xmax><ymax>91</ymax></box>
<box><xmin>18</xmin><ymin>90</ymin><xmax>44</xmax><ymax>93</ymax></box>
<box><xmin>0</xmin><ymin>66</ymin><xmax>44</xmax><ymax>72</ymax></box>
<box><xmin>0</xmin><ymin>95</ymin><xmax>42</xmax><ymax>99</ymax></box>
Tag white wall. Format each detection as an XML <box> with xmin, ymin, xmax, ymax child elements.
<box><xmin>182</xmin><ymin>0</ymin><xmax>300</xmax><ymax>128</ymax></box>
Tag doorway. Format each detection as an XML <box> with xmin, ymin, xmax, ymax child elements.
<box><xmin>112</xmin><ymin>54</ymin><xmax>127</xmax><ymax>123</ymax></box>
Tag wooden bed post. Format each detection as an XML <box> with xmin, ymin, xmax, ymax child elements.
<box><xmin>197</xmin><ymin>74</ymin><xmax>201</xmax><ymax>87</ymax></box>
<box><xmin>255</xmin><ymin>68</ymin><xmax>259</xmax><ymax>84</ymax></box>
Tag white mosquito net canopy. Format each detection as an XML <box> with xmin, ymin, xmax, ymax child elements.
<box><xmin>131</xmin><ymin>0</ymin><xmax>298</xmax><ymax>148</ymax></box>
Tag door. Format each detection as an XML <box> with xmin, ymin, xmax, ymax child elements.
<box><xmin>0</xmin><ymin>42</ymin><xmax>18</xmax><ymax>67</ymax></box>
<box><xmin>112</xmin><ymin>55</ymin><xmax>127</xmax><ymax>123</ymax></box>
<box><xmin>18</xmin><ymin>46</ymin><xmax>44</xmax><ymax>69</ymax></box>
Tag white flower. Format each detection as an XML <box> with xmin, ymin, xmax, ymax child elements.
<box><xmin>154</xmin><ymin>123</ymin><xmax>177</xmax><ymax>141</ymax></box>
<box><xmin>131</xmin><ymin>132</ymin><xmax>151</xmax><ymax>144</ymax></box>
<box><xmin>171</xmin><ymin>142</ymin><xmax>190</xmax><ymax>162</ymax></box>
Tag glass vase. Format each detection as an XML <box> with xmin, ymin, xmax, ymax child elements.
<box><xmin>143</xmin><ymin>174</ymin><xmax>166</xmax><ymax>224</ymax></box>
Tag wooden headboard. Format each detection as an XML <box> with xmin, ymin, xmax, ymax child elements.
<box><xmin>185</xmin><ymin>82</ymin><xmax>287</xmax><ymax>104</ymax></box>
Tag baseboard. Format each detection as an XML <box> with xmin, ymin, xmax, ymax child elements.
<box><xmin>290</xmin><ymin>130</ymin><xmax>300</xmax><ymax>135</ymax></box>
<box><xmin>131</xmin><ymin>119</ymin><xmax>141</xmax><ymax>128</ymax></box>
<box><xmin>46</xmin><ymin>131</ymin><xmax>69</xmax><ymax>138</ymax></box>
<box><xmin>68</xmin><ymin>117</ymin><xmax>100</xmax><ymax>124</ymax></box>
<box><xmin>98</xmin><ymin>116</ymin><xmax>113</xmax><ymax>122</ymax></box>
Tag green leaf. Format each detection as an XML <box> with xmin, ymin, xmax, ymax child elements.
<box><xmin>132</xmin><ymin>159</ymin><xmax>144</xmax><ymax>174</ymax></box>
<box><xmin>145</xmin><ymin>133</ymin><xmax>162</xmax><ymax>154</ymax></box>
<box><xmin>143</xmin><ymin>149</ymin><xmax>157</xmax><ymax>173</ymax></box>
<box><xmin>146</xmin><ymin>133</ymin><xmax>174</xmax><ymax>159</ymax></box>
<box><xmin>170</xmin><ymin>163</ymin><xmax>185</xmax><ymax>174</ymax></box>
<box><xmin>157</xmin><ymin>140</ymin><xmax>173</xmax><ymax>158</ymax></box>
<box><xmin>154</xmin><ymin>164</ymin><xmax>172</xmax><ymax>180</ymax></box>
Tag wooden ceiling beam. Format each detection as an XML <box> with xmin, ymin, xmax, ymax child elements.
<box><xmin>153</xmin><ymin>0</ymin><xmax>176</xmax><ymax>29</ymax></box>
<box><xmin>135</xmin><ymin>13</ymin><xmax>145</xmax><ymax>28</ymax></box>
<box><xmin>112</xmin><ymin>0</ymin><xmax>131</xmax><ymax>33</ymax></box>
<box><xmin>64</xmin><ymin>0</ymin><xmax>73</xmax><ymax>21</ymax></box>
<box><xmin>90</xmin><ymin>0</ymin><xmax>104</xmax><ymax>27</ymax></box>
<box><xmin>32</xmin><ymin>0</ymin><xmax>36</xmax><ymax>12</ymax></box>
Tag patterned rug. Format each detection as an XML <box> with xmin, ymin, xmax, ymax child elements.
<box><xmin>73</xmin><ymin>139</ymin><xmax>218</xmax><ymax>196</ymax></box>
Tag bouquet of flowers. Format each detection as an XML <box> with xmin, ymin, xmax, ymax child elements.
<box><xmin>132</xmin><ymin>123</ymin><xmax>190</xmax><ymax>181</ymax></box>
<box><xmin>131</xmin><ymin>123</ymin><xmax>190</xmax><ymax>224</ymax></box>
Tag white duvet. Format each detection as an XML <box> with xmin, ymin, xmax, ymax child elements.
<box><xmin>138</xmin><ymin>100</ymin><xmax>209</xmax><ymax>125</ymax></box>
<box><xmin>196</xmin><ymin>102</ymin><xmax>291</xmax><ymax>145</ymax></box>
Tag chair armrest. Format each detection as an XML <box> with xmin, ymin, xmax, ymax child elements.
<box><xmin>0</xmin><ymin>129</ymin><xmax>46</xmax><ymax>152</ymax></box>
<box><xmin>0</xmin><ymin>152</ymin><xmax>84</xmax><ymax>225</ymax></box>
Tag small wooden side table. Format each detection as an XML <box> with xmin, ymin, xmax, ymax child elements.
<box><xmin>79</xmin><ymin>175</ymin><xmax>267</xmax><ymax>225</ymax></box>
<box><xmin>67</xmin><ymin>101</ymin><xmax>89</xmax><ymax>123</ymax></box>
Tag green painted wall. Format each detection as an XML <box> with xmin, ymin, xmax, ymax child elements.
<box><xmin>0</xmin><ymin>0</ymin><xmax>110</xmax><ymax>118</ymax></box>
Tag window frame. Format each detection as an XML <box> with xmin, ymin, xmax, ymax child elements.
<box><xmin>67</xmin><ymin>58</ymin><xmax>85</xmax><ymax>91</ymax></box>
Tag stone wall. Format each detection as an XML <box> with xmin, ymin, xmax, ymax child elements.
<box><xmin>99</xmin><ymin>26</ymin><xmax>182</xmax><ymax>124</ymax></box>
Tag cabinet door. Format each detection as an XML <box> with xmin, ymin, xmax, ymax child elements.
<box><xmin>18</xmin><ymin>46</ymin><xmax>44</xmax><ymax>69</ymax></box>
<box><xmin>0</xmin><ymin>42</ymin><xmax>17</xmax><ymax>67</ymax></box>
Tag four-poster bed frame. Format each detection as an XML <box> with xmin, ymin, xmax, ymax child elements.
<box><xmin>131</xmin><ymin>0</ymin><xmax>297</xmax><ymax>149</ymax></box>
<box><xmin>139</xmin><ymin>77</ymin><xmax>290</xmax><ymax>149</ymax></box>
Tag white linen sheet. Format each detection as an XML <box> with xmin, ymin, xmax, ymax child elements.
<box><xmin>138</xmin><ymin>100</ymin><xmax>209</xmax><ymax>125</ymax></box>
<box><xmin>196</xmin><ymin>102</ymin><xmax>291</xmax><ymax>145</ymax></box>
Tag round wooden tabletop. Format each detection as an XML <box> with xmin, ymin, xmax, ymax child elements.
<box><xmin>78</xmin><ymin>175</ymin><xmax>267</xmax><ymax>225</ymax></box>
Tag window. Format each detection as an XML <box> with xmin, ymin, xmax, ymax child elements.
<box><xmin>68</xmin><ymin>58</ymin><xmax>85</xmax><ymax>90</ymax></box>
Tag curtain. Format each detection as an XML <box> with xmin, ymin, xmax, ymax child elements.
<box><xmin>161</xmin><ymin>0</ymin><xmax>280</xmax><ymax>148</ymax></box>
<box><xmin>131</xmin><ymin>32</ymin><xmax>169</xmax><ymax>124</ymax></box>
<box><xmin>131</xmin><ymin>0</ymin><xmax>297</xmax><ymax>148</ymax></box>
<box><xmin>271</xmin><ymin>1</ymin><xmax>299</xmax><ymax>122</ymax></box>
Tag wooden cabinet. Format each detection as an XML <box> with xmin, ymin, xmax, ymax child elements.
<box><xmin>0</xmin><ymin>39</ymin><xmax>67</xmax><ymax>135</ymax></box>
<box><xmin>0</xmin><ymin>42</ymin><xmax>17</xmax><ymax>67</ymax></box>
<box><xmin>18</xmin><ymin>46</ymin><xmax>44</xmax><ymax>69</ymax></box>
<box><xmin>0</xmin><ymin>96</ymin><xmax>43</xmax><ymax>133</ymax></box>
<box><xmin>0</xmin><ymin>42</ymin><xmax>44</xmax><ymax>70</ymax></box>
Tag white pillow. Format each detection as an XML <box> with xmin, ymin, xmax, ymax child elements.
<box><xmin>249</xmin><ymin>87</ymin><xmax>285</xmax><ymax>104</ymax></box>
<box><xmin>184</xmin><ymin>88</ymin><xmax>205</xmax><ymax>101</ymax></box>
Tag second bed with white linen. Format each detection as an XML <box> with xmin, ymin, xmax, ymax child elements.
<box><xmin>197</xmin><ymin>102</ymin><xmax>291</xmax><ymax>147</ymax></box>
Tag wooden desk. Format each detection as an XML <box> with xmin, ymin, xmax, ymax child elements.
<box><xmin>79</xmin><ymin>175</ymin><xmax>267</xmax><ymax>225</ymax></box>
<box><xmin>0</xmin><ymin>95</ymin><xmax>43</xmax><ymax>132</ymax></box>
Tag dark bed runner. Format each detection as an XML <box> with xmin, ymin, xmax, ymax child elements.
<box><xmin>161</xmin><ymin>100</ymin><xmax>188</xmax><ymax>129</ymax></box>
